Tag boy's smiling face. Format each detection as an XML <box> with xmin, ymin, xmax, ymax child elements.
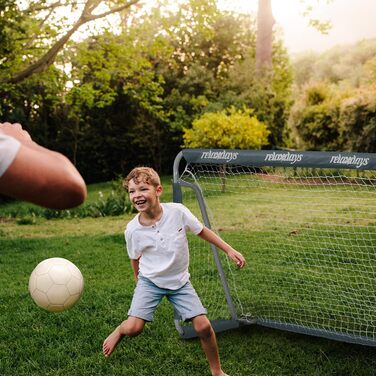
<box><xmin>128</xmin><ymin>178</ymin><xmax>163</xmax><ymax>214</ymax></box>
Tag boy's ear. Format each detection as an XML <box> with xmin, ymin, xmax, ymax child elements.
<box><xmin>156</xmin><ymin>185</ymin><xmax>163</xmax><ymax>196</ymax></box>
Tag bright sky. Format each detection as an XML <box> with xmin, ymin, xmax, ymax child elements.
<box><xmin>219</xmin><ymin>0</ymin><xmax>376</xmax><ymax>54</ymax></box>
<box><xmin>71</xmin><ymin>0</ymin><xmax>376</xmax><ymax>55</ymax></box>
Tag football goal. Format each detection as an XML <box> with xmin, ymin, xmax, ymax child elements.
<box><xmin>172</xmin><ymin>149</ymin><xmax>376</xmax><ymax>347</ymax></box>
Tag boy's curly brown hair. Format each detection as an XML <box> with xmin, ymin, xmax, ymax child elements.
<box><xmin>123</xmin><ymin>167</ymin><xmax>161</xmax><ymax>190</ymax></box>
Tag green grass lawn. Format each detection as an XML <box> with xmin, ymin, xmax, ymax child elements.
<box><xmin>1</xmin><ymin>178</ymin><xmax>376</xmax><ymax>375</ymax></box>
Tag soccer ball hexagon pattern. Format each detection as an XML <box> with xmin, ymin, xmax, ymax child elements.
<box><xmin>29</xmin><ymin>257</ymin><xmax>84</xmax><ymax>312</ymax></box>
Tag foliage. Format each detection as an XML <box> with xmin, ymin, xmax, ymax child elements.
<box><xmin>62</xmin><ymin>0</ymin><xmax>291</xmax><ymax>178</ymax></box>
<box><xmin>4</xmin><ymin>0</ymin><xmax>376</xmax><ymax>185</ymax></box>
<box><xmin>361</xmin><ymin>56</ymin><xmax>376</xmax><ymax>85</ymax></box>
<box><xmin>292</xmin><ymin>38</ymin><xmax>376</xmax><ymax>87</ymax></box>
<box><xmin>183</xmin><ymin>107</ymin><xmax>269</xmax><ymax>149</ymax></box>
<box><xmin>0</xmin><ymin>67</ymin><xmax>67</xmax><ymax>149</ymax></box>
<box><xmin>339</xmin><ymin>88</ymin><xmax>376</xmax><ymax>153</ymax></box>
<box><xmin>168</xmin><ymin>3</ymin><xmax>289</xmax><ymax>153</ymax></box>
<box><xmin>288</xmin><ymin>82</ymin><xmax>343</xmax><ymax>150</ymax></box>
<box><xmin>159</xmin><ymin>4</ymin><xmax>258</xmax><ymax>132</ymax></box>
<box><xmin>2</xmin><ymin>0</ymin><xmax>142</xmax><ymax>84</ymax></box>
<box><xmin>0</xmin><ymin>0</ymin><xmax>23</xmax><ymax>57</ymax></box>
<box><xmin>0</xmin><ymin>0</ymin><xmax>293</xmax><ymax>182</ymax></box>
<box><xmin>217</xmin><ymin>38</ymin><xmax>293</xmax><ymax>147</ymax></box>
<box><xmin>289</xmin><ymin>37</ymin><xmax>376</xmax><ymax>152</ymax></box>
<box><xmin>301</xmin><ymin>0</ymin><xmax>333</xmax><ymax>35</ymax></box>
<box><xmin>59</xmin><ymin>29</ymin><xmax>171</xmax><ymax>178</ymax></box>
<box><xmin>288</xmin><ymin>82</ymin><xmax>376</xmax><ymax>152</ymax></box>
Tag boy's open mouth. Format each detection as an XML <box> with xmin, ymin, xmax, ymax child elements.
<box><xmin>135</xmin><ymin>199</ymin><xmax>146</xmax><ymax>205</ymax></box>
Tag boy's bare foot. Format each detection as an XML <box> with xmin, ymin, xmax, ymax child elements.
<box><xmin>103</xmin><ymin>326</ymin><xmax>123</xmax><ymax>357</ymax></box>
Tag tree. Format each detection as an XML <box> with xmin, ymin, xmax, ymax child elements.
<box><xmin>256</xmin><ymin>0</ymin><xmax>333</xmax><ymax>73</ymax></box>
<box><xmin>56</xmin><ymin>28</ymin><xmax>170</xmax><ymax>179</ymax></box>
<box><xmin>0</xmin><ymin>0</ymin><xmax>294</xmax><ymax>181</ymax></box>
<box><xmin>63</xmin><ymin>0</ymin><xmax>284</xmax><ymax>178</ymax></box>
<box><xmin>256</xmin><ymin>0</ymin><xmax>274</xmax><ymax>74</ymax></box>
<box><xmin>0</xmin><ymin>0</ymin><xmax>23</xmax><ymax>56</ymax></box>
<box><xmin>1</xmin><ymin>0</ymin><xmax>141</xmax><ymax>84</ymax></box>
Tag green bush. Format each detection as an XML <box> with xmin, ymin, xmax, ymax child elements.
<box><xmin>289</xmin><ymin>100</ymin><xmax>342</xmax><ymax>151</ymax></box>
<box><xmin>288</xmin><ymin>85</ymin><xmax>342</xmax><ymax>150</ymax></box>
<box><xmin>289</xmin><ymin>83</ymin><xmax>376</xmax><ymax>152</ymax></box>
<box><xmin>339</xmin><ymin>88</ymin><xmax>376</xmax><ymax>152</ymax></box>
<box><xmin>289</xmin><ymin>40</ymin><xmax>376</xmax><ymax>151</ymax></box>
<box><xmin>183</xmin><ymin>107</ymin><xmax>270</xmax><ymax>149</ymax></box>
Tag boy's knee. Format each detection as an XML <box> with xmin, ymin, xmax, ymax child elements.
<box><xmin>193</xmin><ymin>316</ymin><xmax>213</xmax><ymax>338</ymax></box>
<box><xmin>121</xmin><ymin>318</ymin><xmax>145</xmax><ymax>337</ymax></box>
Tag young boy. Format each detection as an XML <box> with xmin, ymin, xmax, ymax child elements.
<box><xmin>103</xmin><ymin>167</ymin><xmax>245</xmax><ymax>376</ymax></box>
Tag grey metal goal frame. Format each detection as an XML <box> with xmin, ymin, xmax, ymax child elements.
<box><xmin>172</xmin><ymin>148</ymin><xmax>376</xmax><ymax>346</ymax></box>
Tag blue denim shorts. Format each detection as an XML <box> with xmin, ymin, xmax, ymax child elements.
<box><xmin>128</xmin><ymin>275</ymin><xmax>207</xmax><ymax>322</ymax></box>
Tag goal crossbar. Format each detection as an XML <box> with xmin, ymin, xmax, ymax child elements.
<box><xmin>173</xmin><ymin>149</ymin><xmax>376</xmax><ymax>346</ymax></box>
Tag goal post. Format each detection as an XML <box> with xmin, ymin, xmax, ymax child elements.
<box><xmin>172</xmin><ymin>148</ymin><xmax>376</xmax><ymax>346</ymax></box>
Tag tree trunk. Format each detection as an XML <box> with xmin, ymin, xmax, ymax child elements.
<box><xmin>256</xmin><ymin>0</ymin><xmax>275</xmax><ymax>75</ymax></box>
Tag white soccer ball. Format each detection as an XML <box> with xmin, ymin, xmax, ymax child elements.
<box><xmin>28</xmin><ymin>257</ymin><xmax>84</xmax><ymax>312</ymax></box>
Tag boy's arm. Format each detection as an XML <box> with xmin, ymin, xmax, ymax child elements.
<box><xmin>197</xmin><ymin>227</ymin><xmax>246</xmax><ymax>268</ymax></box>
<box><xmin>130</xmin><ymin>258</ymin><xmax>140</xmax><ymax>281</ymax></box>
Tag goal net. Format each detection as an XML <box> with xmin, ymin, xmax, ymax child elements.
<box><xmin>172</xmin><ymin>149</ymin><xmax>376</xmax><ymax>346</ymax></box>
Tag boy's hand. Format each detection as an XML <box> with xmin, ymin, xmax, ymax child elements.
<box><xmin>227</xmin><ymin>249</ymin><xmax>246</xmax><ymax>268</ymax></box>
<box><xmin>197</xmin><ymin>227</ymin><xmax>246</xmax><ymax>268</ymax></box>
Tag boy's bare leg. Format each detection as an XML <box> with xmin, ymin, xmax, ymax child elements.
<box><xmin>103</xmin><ymin>316</ymin><xmax>145</xmax><ymax>357</ymax></box>
<box><xmin>192</xmin><ymin>315</ymin><xmax>229</xmax><ymax>376</ymax></box>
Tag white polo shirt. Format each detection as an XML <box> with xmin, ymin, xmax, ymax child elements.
<box><xmin>0</xmin><ymin>134</ymin><xmax>21</xmax><ymax>177</ymax></box>
<box><xmin>125</xmin><ymin>202</ymin><xmax>204</xmax><ymax>290</ymax></box>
